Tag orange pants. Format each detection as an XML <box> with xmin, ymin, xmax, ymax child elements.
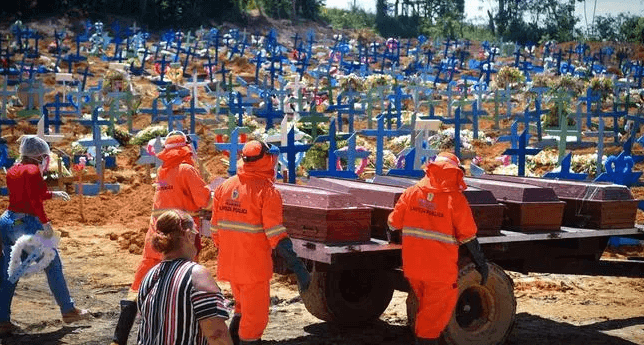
<box><xmin>408</xmin><ymin>279</ymin><xmax>458</xmax><ymax>339</ymax></box>
<box><xmin>230</xmin><ymin>281</ymin><xmax>270</xmax><ymax>341</ymax></box>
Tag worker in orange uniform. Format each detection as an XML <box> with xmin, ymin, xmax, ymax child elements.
<box><xmin>387</xmin><ymin>152</ymin><xmax>489</xmax><ymax>345</ymax></box>
<box><xmin>211</xmin><ymin>140</ymin><xmax>310</xmax><ymax>345</ymax></box>
<box><xmin>111</xmin><ymin>131</ymin><xmax>212</xmax><ymax>345</ymax></box>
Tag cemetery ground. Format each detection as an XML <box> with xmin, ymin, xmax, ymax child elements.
<box><xmin>0</xmin><ymin>13</ymin><xmax>643</xmax><ymax>345</ymax></box>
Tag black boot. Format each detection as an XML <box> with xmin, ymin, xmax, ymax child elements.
<box><xmin>416</xmin><ymin>338</ymin><xmax>439</xmax><ymax>345</ymax></box>
<box><xmin>112</xmin><ymin>300</ymin><xmax>137</xmax><ymax>345</ymax></box>
<box><xmin>229</xmin><ymin>314</ymin><xmax>241</xmax><ymax>345</ymax></box>
<box><xmin>240</xmin><ymin>340</ymin><xmax>262</xmax><ymax>345</ymax></box>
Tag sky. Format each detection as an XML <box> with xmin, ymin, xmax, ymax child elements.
<box><xmin>324</xmin><ymin>0</ymin><xmax>644</xmax><ymax>29</ymax></box>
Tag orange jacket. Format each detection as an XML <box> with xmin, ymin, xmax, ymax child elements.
<box><xmin>153</xmin><ymin>145</ymin><xmax>211</xmax><ymax>213</ymax></box>
<box><xmin>388</xmin><ymin>160</ymin><xmax>477</xmax><ymax>283</ymax></box>
<box><xmin>211</xmin><ymin>156</ymin><xmax>288</xmax><ymax>284</ymax></box>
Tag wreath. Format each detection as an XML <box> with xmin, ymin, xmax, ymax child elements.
<box><xmin>7</xmin><ymin>232</ymin><xmax>58</xmax><ymax>284</ymax></box>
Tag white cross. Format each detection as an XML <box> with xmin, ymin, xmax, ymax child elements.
<box><xmin>36</xmin><ymin>116</ymin><xmax>64</xmax><ymax>143</ymax></box>
<box><xmin>184</xmin><ymin>71</ymin><xmax>209</xmax><ymax>112</ymax></box>
<box><xmin>285</xmin><ymin>75</ymin><xmax>306</xmax><ymax>112</ymax></box>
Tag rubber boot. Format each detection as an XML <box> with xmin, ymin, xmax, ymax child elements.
<box><xmin>416</xmin><ymin>338</ymin><xmax>439</xmax><ymax>345</ymax></box>
<box><xmin>111</xmin><ymin>300</ymin><xmax>138</xmax><ymax>345</ymax></box>
<box><xmin>229</xmin><ymin>314</ymin><xmax>241</xmax><ymax>345</ymax></box>
<box><xmin>240</xmin><ymin>340</ymin><xmax>262</xmax><ymax>345</ymax></box>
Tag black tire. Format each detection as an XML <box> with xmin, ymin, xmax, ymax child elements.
<box><xmin>406</xmin><ymin>263</ymin><xmax>516</xmax><ymax>345</ymax></box>
<box><xmin>301</xmin><ymin>268</ymin><xmax>395</xmax><ymax>325</ymax></box>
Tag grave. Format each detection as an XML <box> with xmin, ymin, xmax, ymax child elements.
<box><xmin>464</xmin><ymin>177</ymin><xmax>565</xmax><ymax>232</ymax></box>
<box><xmin>276</xmin><ymin>183</ymin><xmax>372</xmax><ymax>243</ymax></box>
<box><xmin>371</xmin><ymin>175</ymin><xmax>504</xmax><ymax>236</ymax></box>
<box><xmin>477</xmin><ymin>174</ymin><xmax>638</xmax><ymax>229</ymax></box>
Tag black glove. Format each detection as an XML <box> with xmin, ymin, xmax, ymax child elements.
<box><xmin>276</xmin><ymin>238</ymin><xmax>311</xmax><ymax>292</ymax></box>
<box><xmin>464</xmin><ymin>238</ymin><xmax>488</xmax><ymax>285</ymax></box>
<box><xmin>386</xmin><ymin>226</ymin><xmax>401</xmax><ymax>244</ymax></box>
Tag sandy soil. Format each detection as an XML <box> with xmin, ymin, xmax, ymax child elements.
<box><xmin>0</xmin><ymin>12</ymin><xmax>642</xmax><ymax>345</ymax></box>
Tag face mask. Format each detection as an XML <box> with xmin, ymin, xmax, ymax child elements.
<box><xmin>38</xmin><ymin>155</ymin><xmax>50</xmax><ymax>175</ymax></box>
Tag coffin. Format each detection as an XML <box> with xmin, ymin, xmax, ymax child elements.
<box><xmin>306</xmin><ymin>177</ymin><xmax>403</xmax><ymax>239</ymax></box>
<box><xmin>476</xmin><ymin>175</ymin><xmax>638</xmax><ymax>229</ymax></box>
<box><xmin>275</xmin><ymin>183</ymin><xmax>372</xmax><ymax>243</ymax></box>
<box><xmin>464</xmin><ymin>177</ymin><xmax>566</xmax><ymax>232</ymax></box>
<box><xmin>371</xmin><ymin>175</ymin><xmax>505</xmax><ymax>236</ymax></box>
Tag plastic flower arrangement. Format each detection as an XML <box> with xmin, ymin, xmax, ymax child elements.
<box><xmin>491</xmin><ymin>66</ymin><xmax>526</xmax><ymax>91</ymax></box>
<box><xmin>130</xmin><ymin>125</ymin><xmax>168</xmax><ymax>145</ymax></box>
<box><xmin>586</xmin><ymin>76</ymin><xmax>614</xmax><ymax>102</ymax></box>
<box><xmin>337</xmin><ymin>74</ymin><xmax>365</xmax><ymax>92</ymax></box>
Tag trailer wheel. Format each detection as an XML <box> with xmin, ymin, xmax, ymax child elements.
<box><xmin>301</xmin><ymin>268</ymin><xmax>394</xmax><ymax>324</ymax></box>
<box><xmin>406</xmin><ymin>263</ymin><xmax>516</xmax><ymax>345</ymax></box>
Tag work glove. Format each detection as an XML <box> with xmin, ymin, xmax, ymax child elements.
<box><xmin>52</xmin><ymin>191</ymin><xmax>70</xmax><ymax>201</ymax></box>
<box><xmin>41</xmin><ymin>222</ymin><xmax>55</xmax><ymax>239</ymax></box>
<box><xmin>276</xmin><ymin>238</ymin><xmax>311</xmax><ymax>293</ymax></box>
<box><xmin>386</xmin><ymin>226</ymin><xmax>402</xmax><ymax>244</ymax></box>
<box><xmin>463</xmin><ymin>238</ymin><xmax>488</xmax><ymax>285</ymax></box>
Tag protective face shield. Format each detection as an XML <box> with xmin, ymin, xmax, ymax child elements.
<box><xmin>38</xmin><ymin>155</ymin><xmax>50</xmax><ymax>175</ymax></box>
<box><xmin>164</xmin><ymin>130</ymin><xmax>197</xmax><ymax>157</ymax></box>
<box><xmin>242</xmin><ymin>140</ymin><xmax>280</xmax><ymax>163</ymax></box>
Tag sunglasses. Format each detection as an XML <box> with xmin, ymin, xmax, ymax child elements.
<box><xmin>242</xmin><ymin>141</ymin><xmax>280</xmax><ymax>163</ymax></box>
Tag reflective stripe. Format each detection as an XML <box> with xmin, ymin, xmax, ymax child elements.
<box><xmin>459</xmin><ymin>235</ymin><xmax>476</xmax><ymax>245</ymax></box>
<box><xmin>217</xmin><ymin>220</ymin><xmax>264</xmax><ymax>234</ymax></box>
<box><xmin>402</xmin><ymin>227</ymin><xmax>457</xmax><ymax>245</ymax></box>
<box><xmin>265</xmin><ymin>225</ymin><xmax>287</xmax><ymax>238</ymax></box>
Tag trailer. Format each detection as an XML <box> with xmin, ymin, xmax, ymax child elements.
<box><xmin>269</xmin><ymin>176</ymin><xmax>644</xmax><ymax>345</ymax></box>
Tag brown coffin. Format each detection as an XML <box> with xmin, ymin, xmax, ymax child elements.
<box><xmin>306</xmin><ymin>177</ymin><xmax>404</xmax><ymax>239</ymax></box>
<box><xmin>275</xmin><ymin>183</ymin><xmax>372</xmax><ymax>243</ymax></box>
<box><xmin>464</xmin><ymin>177</ymin><xmax>565</xmax><ymax>232</ymax></box>
<box><xmin>371</xmin><ymin>175</ymin><xmax>505</xmax><ymax>236</ymax></box>
<box><xmin>476</xmin><ymin>175</ymin><xmax>638</xmax><ymax>229</ymax></box>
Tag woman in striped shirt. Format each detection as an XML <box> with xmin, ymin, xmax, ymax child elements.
<box><xmin>137</xmin><ymin>210</ymin><xmax>232</xmax><ymax>345</ymax></box>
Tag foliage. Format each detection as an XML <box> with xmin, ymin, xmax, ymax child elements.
<box><xmin>262</xmin><ymin>0</ymin><xmax>323</xmax><ymax>19</ymax></box>
<box><xmin>492</xmin><ymin>66</ymin><xmax>525</xmax><ymax>91</ymax></box>
<box><xmin>320</xmin><ymin>7</ymin><xmax>376</xmax><ymax>30</ymax></box>
<box><xmin>586</xmin><ymin>76</ymin><xmax>614</xmax><ymax>102</ymax></box>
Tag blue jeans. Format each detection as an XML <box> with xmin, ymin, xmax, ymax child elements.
<box><xmin>0</xmin><ymin>210</ymin><xmax>75</xmax><ymax>322</ymax></box>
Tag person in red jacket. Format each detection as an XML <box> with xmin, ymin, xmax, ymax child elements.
<box><xmin>111</xmin><ymin>131</ymin><xmax>212</xmax><ymax>345</ymax></box>
<box><xmin>0</xmin><ymin>136</ymin><xmax>89</xmax><ymax>335</ymax></box>
<box><xmin>211</xmin><ymin>140</ymin><xmax>310</xmax><ymax>345</ymax></box>
<box><xmin>388</xmin><ymin>152</ymin><xmax>488</xmax><ymax>345</ymax></box>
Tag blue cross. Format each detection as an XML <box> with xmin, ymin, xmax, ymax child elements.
<box><xmin>502</xmin><ymin>130</ymin><xmax>541</xmax><ymax>177</ymax></box>
<box><xmin>594</xmin><ymin>151</ymin><xmax>642</xmax><ymax>186</ymax></box>
<box><xmin>442</xmin><ymin>104</ymin><xmax>472</xmax><ymax>159</ymax></box>
<box><xmin>214</xmin><ymin>127</ymin><xmax>247</xmax><ymax>176</ymax></box>
<box><xmin>623</xmin><ymin>136</ymin><xmax>644</xmax><ymax>164</ymax></box>
<box><xmin>185</xmin><ymin>95</ymin><xmax>207</xmax><ymax>135</ymax></box>
<box><xmin>28</xmin><ymin>94</ymin><xmax>70</xmax><ymax>133</ymax></box>
<box><xmin>77</xmin><ymin>108</ymin><xmax>119</xmax><ymax>177</ymax></box>
<box><xmin>255</xmin><ymin>98</ymin><xmax>284</xmax><ymax>131</ymax></box>
<box><xmin>361</xmin><ymin>114</ymin><xmax>411</xmax><ymax>175</ymax></box>
<box><xmin>278</xmin><ymin>127</ymin><xmax>312</xmax><ymax>184</ymax></box>
<box><xmin>308</xmin><ymin>118</ymin><xmax>352</xmax><ymax>178</ymax></box>
<box><xmin>386</xmin><ymin>148</ymin><xmax>425</xmax><ymax>178</ymax></box>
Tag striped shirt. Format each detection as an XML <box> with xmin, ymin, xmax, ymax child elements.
<box><xmin>137</xmin><ymin>259</ymin><xmax>229</xmax><ymax>345</ymax></box>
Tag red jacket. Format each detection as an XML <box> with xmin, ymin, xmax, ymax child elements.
<box><xmin>211</xmin><ymin>156</ymin><xmax>288</xmax><ymax>284</ymax></box>
<box><xmin>388</xmin><ymin>162</ymin><xmax>477</xmax><ymax>283</ymax></box>
<box><xmin>7</xmin><ymin>163</ymin><xmax>52</xmax><ymax>223</ymax></box>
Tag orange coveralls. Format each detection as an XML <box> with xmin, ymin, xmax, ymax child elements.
<box><xmin>211</xmin><ymin>156</ymin><xmax>288</xmax><ymax>342</ymax></box>
<box><xmin>130</xmin><ymin>143</ymin><xmax>211</xmax><ymax>291</ymax></box>
<box><xmin>388</xmin><ymin>159</ymin><xmax>477</xmax><ymax>340</ymax></box>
